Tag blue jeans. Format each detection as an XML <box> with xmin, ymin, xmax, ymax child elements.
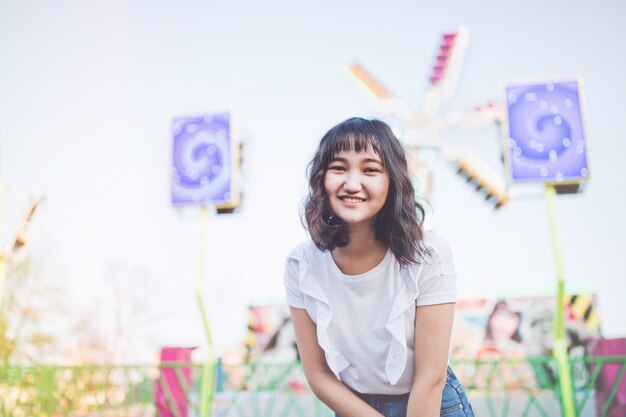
<box><xmin>336</xmin><ymin>367</ymin><xmax>474</xmax><ymax>417</ymax></box>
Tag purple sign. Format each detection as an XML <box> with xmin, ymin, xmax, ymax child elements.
<box><xmin>171</xmin><ymin>113</ymin><xmax>234</xmax><ymax>206</ymax></box>
<box><xmin>503</xmin><ymin>79</ymin><xmax>589</xmax><ymax>183</ymax></box>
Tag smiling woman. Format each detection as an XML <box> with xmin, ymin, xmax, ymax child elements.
<box><xmin>324</xmin><ymin>149</ymin><xmax>389</xmax><ymax>228</ymax></box>
<box><xmin>285</xmin><ymin>117</ymin><xmax>475</xmax><ymax>417</ymax></box>
<box><xmin>303</xmin><ymin>118</ymin><xmax>426</xmax><ymax>268</ymax></box>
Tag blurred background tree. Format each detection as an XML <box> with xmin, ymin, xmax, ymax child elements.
<box><xmin>0</xmin><ymin>257</ymin><xmax>63</xmax><ymax>364</ymax></box>
<box><xmin>63</xmin><ymin>262</ymin><xmax>163</xmax><ymax>364</ymax></box>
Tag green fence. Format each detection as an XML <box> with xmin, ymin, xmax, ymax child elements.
<box><xmin>0</xmin><ymin>356</ymin><xmax>624</xmax><ymax>417</ymax></box>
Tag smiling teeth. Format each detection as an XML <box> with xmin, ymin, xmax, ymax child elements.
<box><xmin>342</xmin><ymin>197</ymin><xmax>364</xmax><ymax>202</ymax></box>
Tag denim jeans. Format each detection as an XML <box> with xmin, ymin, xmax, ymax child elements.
<box><xmin>336</xmin><ymin>367</ymin><xmax>474</xmax><ymax>417</ymax></box>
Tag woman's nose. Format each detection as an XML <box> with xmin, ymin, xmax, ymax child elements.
<box><xmin>343</xmin><ymin>172</ymin><xmax>362</xmax><ymax>192</ymax></box>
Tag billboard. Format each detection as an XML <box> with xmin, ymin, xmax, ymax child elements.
<box><xmin>237</xmin><ymin>294</ymin><xmax>601</xmax><ymax>391</ymax></box>
<box><xmin>451</xmin><ymin>294</ymin><xmax>601</xmax><ymax>389</ymax></box>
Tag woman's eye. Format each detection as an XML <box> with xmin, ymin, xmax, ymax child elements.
<box><xmin>364</xmin><ymin>167</ymin><xmax>381</xmax><ymax>173</ymax></box>
<box><xmin>328</xmin><ymin>165</ymin><xmax>345</xmax><ymax>171</ymax></box>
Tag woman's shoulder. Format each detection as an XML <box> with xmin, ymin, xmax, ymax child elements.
<box><xmin>286</xmin><ymin>239</ymin><xmax>321</xmax><ymax>263</ymax></box>
<box><xmin>420</xmin><ymin>231</ymin><xmax>454</xmax><ymax>265</ymax></box>
<box><xmin>418</xmin><ymin>231</ymin><xmax>456</xmax><ymax>276</ymax></box>
<box><xmin>422</xmin><ymin>231</ymin><xmax>452</xmax><ymax>251</ymax></box>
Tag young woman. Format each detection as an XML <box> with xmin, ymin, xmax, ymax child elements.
<box><xmin>284</xmin><ymin>117</ymin><xmax>474</xmax><ymax>417</ymax></box>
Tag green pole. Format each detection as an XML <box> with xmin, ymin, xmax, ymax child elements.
<box><xmin>196</xmin><ymin>206</ymin><xmax>216</xmax><ymax>417</ymax></box>
<box><xmin>545</xmin><ymin>184</ymin><xmax>576</xmax><ymax>417</ymax></box>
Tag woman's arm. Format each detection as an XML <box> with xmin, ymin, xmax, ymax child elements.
<box><xmin>290</xmin><ymin>307</ymin><xmax>384</xmax><ymax>417</ymax></box>
<box><xmin>406</xmin><ymin>302</ymin><xmax>455</xmax><ymax>417</ymax></box>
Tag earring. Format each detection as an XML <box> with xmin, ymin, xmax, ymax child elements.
<box><xmin>324</xmin><ymin>212</ymin><xmax>339</xmax><ymax>225</ymax></box>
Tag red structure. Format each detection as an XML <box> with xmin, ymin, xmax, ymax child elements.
<box><xmin>155</xmin><ymin>347</ymin><xmax>195</xmax><ymax>417</ymax></box>
<box><xmin>590</xmin><ymin>338</ymin><xmax>626</xmax><ymax>417</ymax></box>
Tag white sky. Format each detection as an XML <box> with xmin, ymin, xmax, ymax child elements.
<box><xmin>1</xmin><ymin>0</ymin><xmax>625</xmax><ymax>361</ymax></box>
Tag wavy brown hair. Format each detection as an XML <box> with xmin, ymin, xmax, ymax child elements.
<box><xmin>303</xmin><ymin>117</ymin><xmax>428</xmax><ymax>267</ymax></box>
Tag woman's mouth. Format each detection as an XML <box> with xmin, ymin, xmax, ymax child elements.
<box><xmin>339</xmin><ymin>196</ymin><xmax>366</xmax><ymax>205</ymax></box>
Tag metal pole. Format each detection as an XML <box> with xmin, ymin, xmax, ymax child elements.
<box><xmin>196</xmin><ymin>205</ymin><xmax>216</xmax><ymax>417</ymax></box>
<box><xmin>545</xmin><ymin>184</ymin><xmax>577</xmax><ymax>417</ymax></box>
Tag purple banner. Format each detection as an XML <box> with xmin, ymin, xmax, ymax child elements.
<box><xmin>504</xmin><ymin>80</ymin><xmax>589</xmax><ymax>183</ymax></box>
<box><xmin>171</xmin><ymin>113</ymin><xmax>234</xmax><ymax>206</ymax></box>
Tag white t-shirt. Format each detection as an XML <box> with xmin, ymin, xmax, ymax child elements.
<box><xmin>284</xmin><ymin>232</ymin><xmax>457</xmax><ymax>395</ymax></box>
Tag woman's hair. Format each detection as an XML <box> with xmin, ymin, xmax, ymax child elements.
<box><xmin>302</xmin><ymin>117</ymin><xmax>428</xmax><ymax>267</ymax></box>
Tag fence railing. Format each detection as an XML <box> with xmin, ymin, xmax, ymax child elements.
<box><xmin>0</xmin><ymin>356</ymin><xmax>624</xmax><ymax>417</ymax></box>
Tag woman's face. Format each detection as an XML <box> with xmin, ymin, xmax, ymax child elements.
<box><xmin>324</xmin><ymin>147</ymin><xmax>390</xmax><ymax>228</ymax></box>
<box><xmin>490</xmin><ymin>309</ymin><xmax>521</xmax><ymax>340</ymax></box>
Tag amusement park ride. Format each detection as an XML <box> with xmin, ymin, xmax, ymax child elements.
<box><xmin>346</xmin><ymin>28</ymin><xmax>508</xmax><ymax>209</ymax></box>
<box><xmin>346</xmin><ymin>27</ymin><xmax>588</xmax><ymax>210</ymax></box>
